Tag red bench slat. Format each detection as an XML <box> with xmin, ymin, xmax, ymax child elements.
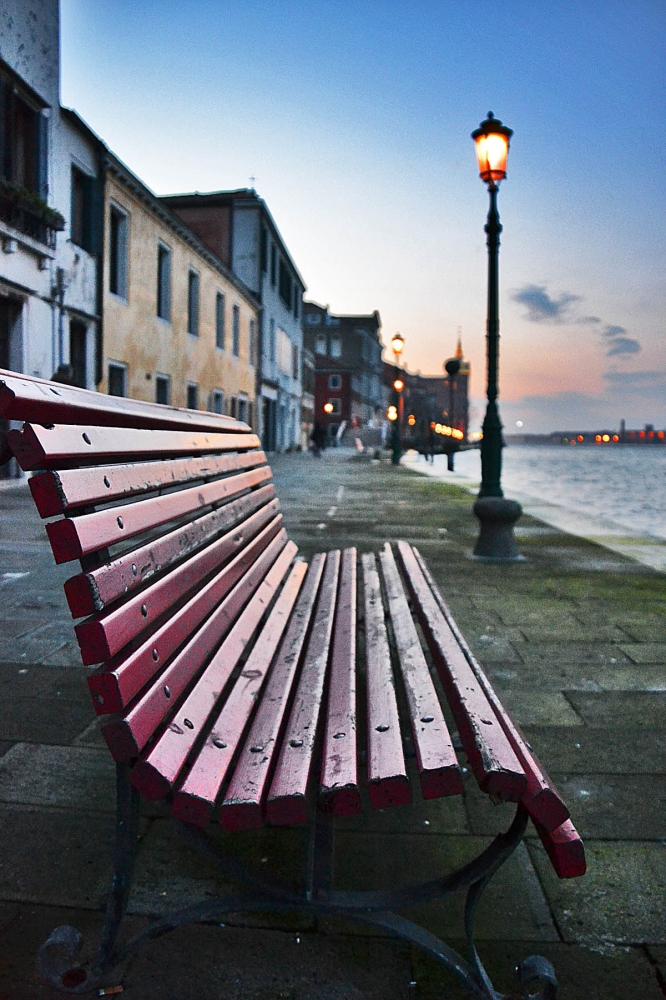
<box><xmin>408</xmin><ymin>544</ymin><xmax>570</xmax><ymax>832</ymax></box>
<box><xmin>361</xmin><ymin>552</ymin><xmax>410</xmax><ymax>808</ymax></box>
<box><xmin>532</xmin><ymin>817</ymin><xmax>586</xmax><ymax>879</ymax></box>
<box><xmin>101</xmin><ymin>531</ymin><xmax>290</xmax><ymax>762</ymax></box>
<box><xmin>219</xmin><ymin>554</ymin><xmax>327</xmax><ymax>831</ymax></box>
<box><xmin>8</xmin><ymin>422</ymin><xmax>260</xmax><ymax>471</ymax></box>
<box><xmin>320</xmin><ymin>547</ymin><xmax>360</xmax><ymax>817</ymax></box>
<box><xmin>379</xmin><ymin>544</ymin><xmax>462</xmax><ymax>800</ymax></box>
<box><xmin>171</xmin><ymin>560</ymin><xmax>309</xmax><ymax>826</ymax></box>
<box><xmin>46</xmin><ymin>465</ymin><xmax>272</xmax><ymax>564</ymax></box>
<box><xmin>65</xmin><ymin>488</ymin><xmax>278</xmax><ymax>617</ymax></box>
<box><xmin>130</xmin><ymin>541</ymin><xmax>298</xmax><ymax>799</ymax></box>
<box><xmin>75</xmin><ymin>507</ymin><xmax>283</xmax><ymax>662</ymax></box>
<box><xmin>88</xmin><ymin>520</ymin><xmax>286</xmax><ymax>706</ymax></box>
<box><xmin>266</xmin><ymin>550</ymin><xmax>341</xmax><ymax>826</ymax></box>
<box><xmin>395</xmin><ymin>542</ymin><xmax>527</xmax><ymax>802</ymax></box>
<box><xmin>29</xmin><ymin>449</ymin><xmax>267</xmax><ymax>517</ymax></box>
<box><xmin>0</xmin><ymin>368</ymin><xmax>250</xmax><ymax>433</ymax></box>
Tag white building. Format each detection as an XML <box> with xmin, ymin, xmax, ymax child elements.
<box><xmin>0</xmin><ymin>1</ymin><xmax>101</xmax><ymax>398</ymax></box>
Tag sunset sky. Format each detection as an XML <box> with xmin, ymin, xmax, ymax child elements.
<box><xmin>60</xmin><ymin>0</ymin><xmax>665</xmax><ymax>433</ymax></box>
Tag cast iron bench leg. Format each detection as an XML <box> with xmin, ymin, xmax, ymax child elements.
<box><xmin>37</xmin><ymin>764</ymin><xmax>140</xmax><ymax>992</ymax></box>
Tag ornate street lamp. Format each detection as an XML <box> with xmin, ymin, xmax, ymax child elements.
<box><xmin>471</xmin><ymin>113</ymin><xmax>522</xmax><ymax>559</ymax></box>
<box><xmin>390</xmin><ymin>333</ymin><xmax>405</xmax><ymax>465</ymax></box>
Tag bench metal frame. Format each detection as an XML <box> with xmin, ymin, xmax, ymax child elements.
<box><xmin>38</xmin><ymin>764</ymin><xmax>557</xmax><ymax>999</ymax></box>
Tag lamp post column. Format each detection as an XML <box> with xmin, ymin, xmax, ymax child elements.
<box><xmin>479</xmin><ymin>184</ymin><xmax>503</xmax><ymax>497</ymax></box>
<box><xmin>469</xmin><ymin>112</ymin><xmax>522</xmax><ymax>560</ymax></box>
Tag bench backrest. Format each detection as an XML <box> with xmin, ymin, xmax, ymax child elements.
<box><xmin>1</xmin><ymin>369</ymin><xmax>299</xmax><ymax>771</ymax></box>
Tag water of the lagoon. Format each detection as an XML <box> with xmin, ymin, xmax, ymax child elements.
<box><xmin>430</xmin><ymin>445</ymin><xmax>666</xmax><ymax>541</ymax></box>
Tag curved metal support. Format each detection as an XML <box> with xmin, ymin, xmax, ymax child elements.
<box><xmin>464</xmin><ymin>804</ymin><xmax>529</xmax><ymax>998</ymax></box>
<box><xmin>36</xmin><ymin>794</ymin><xmax>543</xmax><ymax>999</ymax></box>
<box><xmin>179</xmin><ymin>804</ymin><xmax>529</xmax><ymax>913</ymax></box>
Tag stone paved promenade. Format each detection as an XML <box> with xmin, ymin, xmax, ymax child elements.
<box><xmin>0</xmin><ymin>450</ymin><xmax>664</xmax><ymax>999</ymax></box>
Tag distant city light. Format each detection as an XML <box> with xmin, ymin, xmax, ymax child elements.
<box><xmin>515</xmin><ymin>420</ymin><xmax>523</xmax><ymax>427</ymax></box>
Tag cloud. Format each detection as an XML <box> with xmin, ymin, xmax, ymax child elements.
<box><xmin>513</xmin><ymin>283</ymin><xmax>644</xmax><ymax>360</ymax></box>
<box><xmin>602</xmin><ymin>324</ymin><xmax>627</xmax><ymax>339</ymax></box>
<box><xmin>511</xmin><ymin>285</ymin><xmax>580</xmax><ymax>322</ymax></box>
<box><xmin>603</xmin><ymin>370</ymin><xmax>666</xmax><ymax>386</ymax></box>
<box><xmin>606</xmin><ymin>337</ymin><xmax>641</xmax><ymax>356</ymax></box>
<box><xmin>601</xmin><ymin>323</ymin><xmax>641</xmax><ymax>357</ymax></box>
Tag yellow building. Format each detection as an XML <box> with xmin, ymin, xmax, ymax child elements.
<box><xmin>101</xmin><ymin>154</ymin><xmax>259</xmax><ymax>423</ymax></box>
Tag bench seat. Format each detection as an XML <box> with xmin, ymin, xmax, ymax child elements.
<box><xmin>0</xmin><ymin>368</ymin><xmax>585</xmax><ymax>998</ymax></box>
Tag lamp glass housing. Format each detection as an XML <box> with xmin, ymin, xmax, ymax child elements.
<box><xmin>391</xmin><ymin>333</ymin><xmax>404</xmax><ymax>356</ymax></box>
<box><xmin>472</xmin><ymin>113</ymin><xmax>512</xmax><ymax>185</ymax></box>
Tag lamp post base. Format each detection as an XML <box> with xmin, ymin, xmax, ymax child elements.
<box><xmin>473</xmin><ymin>497</ymin><xmax>523</xmax><ymax>560</ymax></box>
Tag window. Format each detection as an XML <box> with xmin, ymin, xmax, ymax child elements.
<box><xmin>156</xmin><ymin>243</ymin><xmax>171</xmax><ymax>321</ymax></box>
<box><xmin>269</xmin><ymin>318</ymin><xmax>276</xmax><ymax>362</ymax></box>
<box><xmin>232</xmin><ymin>305</ymin><xmax>240</xmax><ymax>356</ymax></box>
<box><xmin>69</xmin><ymin>320</ymin><xmax>87</xmax><ymax>388</ymax></box>
<box><xmin>215</xmin><ymin>292</ymin><xmax>225</xmax><ymax>349</ymax></box>
<box><xmin>278</xmin><ymin>259</ymin><xmax>292</xmax><ymax>308</ymax></box>
<box><xmin>315</xmin><ymin>334</ymin><xmax>326</xmax><ymax>355</ymax></box>
<box><xmin>305</xmin><ymin>313</ymin><xmax>320</xmax><ymax>325</ymax></box>
<box><xmin>292</xmin><ymin>343</ymin><xmax>299</xmax><ymax>380</ymax></box>
<box><xmin>187</xmin><ymin>271</ymin><xmax>199</xmax><ymax>336</ymax></box>
<box><xmin>260</xmin><ymin>227</ymin><xmax>268</xmax><ymax>272</ymax></box>
<box><xmin>186</xmin><ymin>383</ymin><xmax>198</xmax><ymax>410</ymax></box>
<box><xmin>211</xmin><ymin>389</ymin><xmax>224</xmax><ymax>414</ymax></box>
<box><xmin>270</xmin><ymin>245</ymin><xmax>277</xmax><ymax>286</ymax></box>
<box><xmin>249</xmin><ymin>319</ymin><xmax>256</xmax><ymax>365</ymax></box>
<box><xmin>293</xmin><ymin>289</ymin><xmax>299</xmax><ymax>319</ymax></box>
<box><xmin>109</xmin><ymin>205</ymin><xmax>128</xmax><ymax>298</ymax></box>
<box><xmin>328</xmin><ymin>398</ymin><xmax>341</xmax><ymax>415</ymax></box>
<box><xmin>230</xmin><ymin>396</ymin><xmax>237</xmax><ymax>419</ymax></box>
<box><xmin>0</xmin><ymin>73</ymin><xmax>49</xmax><ymax>242</ymax></box>
<box><xmin>330</xmin><ymin>337</ymin><xmax>342</xmax><ymax>359</ymax></box>
<box><xmin>108</xmin><ymin>362</ymin><xmax>126</xmax><ymax>397</ymax></box>
<box><xmin>155</xmin><ymin>374</ymin><xmax>170</xmax><ymax>405</ymax></box>
<box><xmin>71</xmin><ymin>167</ymin><xmax>94</xmax><ymax>251</ymax></box>
<box><xmin>247</xmin><ymin>401</ymin><xmax>253</xmax><ymax>428</ymax></box>
<box><xmin>328</xmin><ymin>374</ymin><xmax>341</xmax><ymax>390</ymax></box>
<box><xmin>238</xmin><ymin>396</ymin><xmax>248</xmax><ymax>423</ymax></box>
<box><xmin>277</xmin><ymin>328</ymin><xmax>292</xmax><ymax>375</ymax></box>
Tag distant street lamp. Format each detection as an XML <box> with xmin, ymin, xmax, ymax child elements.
<box><xmin>471</xmin><ymin>113</ymin><xmax>522</xmax><ymax>559</ymax></box>
<box><xmin>390</xmin><ymin>333</ymin><xmax>404</xmax><ymax>465</ymax></box>
<box><xmin>444</xmin><ymin>357</ymin><xmax>461</xmax><ymax>472</ymax></box>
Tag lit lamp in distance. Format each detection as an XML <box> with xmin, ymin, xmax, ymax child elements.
<box><xmin>470</xmin><ymin>112</ymin><xmax>522</xmax><ymax>560</ymax></box>
<box><xmin>390</xmin><ymin>333</ymin><xmax>405</xmax><ymax>465</ymax></box>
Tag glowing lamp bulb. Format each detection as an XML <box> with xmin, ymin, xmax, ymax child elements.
<box><xmin>323</xmin><ymin>402</ymin><xmax>334</xmax><ymax>414</ymax></box>
<box><xmin>391</xmin><ymin>333</ymin><xmax>404</xmax><ymax>356</ymax></box>
<box><xmin>472</xmin><ymin>112</ymin><xmax>513</xmax><ymax>186</ymax></box>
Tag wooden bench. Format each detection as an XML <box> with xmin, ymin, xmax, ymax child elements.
<box><xmin>0</xmin><ymin>368</ymin><xmax>585</xmax><ymax>999</ymax></box>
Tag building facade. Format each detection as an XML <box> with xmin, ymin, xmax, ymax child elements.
<box><xmin>302</xmin><ymin>301</ymin><xmax>383</xmax><ymax>439</ymax></box>
<box><xmin>101</xmin><ymin>158</ymin><xmax>259</xmax><ymax>418</ymax></box>
<box><xmin>160</xmin><ymin>190</ymin><xmax>305</xmax><ymax>451</ymax></box>
<box><xmin>0</xmin><ymin>2</ymin><xmax>102</xmax><ymax>477</ymax></box>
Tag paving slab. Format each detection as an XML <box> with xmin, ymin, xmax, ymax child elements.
<box><xmin>487</xmin><ymin>660</ymin><xmax>666</xmax><ymax>692</ymax></box>
<box><xmin>619</xmin><ymin>643</ymin><xmax>666</xmax><ymax>664</ymax></box>
<box><xmin>0</xmin><ymin>693</ymin><xmax>93</xmax><ymax>744</ymax></box>
<box><xmin>491</xmin><ymin>689</ymin><xmax>583</xmax><ymax>726</ymax></box>
<box><xmin>0</xmin><ymin>744</ymin><xmax>116</xmax><ymax>811</ymax></box>
<box><xmin>565</xmin><ymin>690</ymin><xmax>666</xmax><ymax>726</ymax></box>
<box><xmin>528</xmin><ymin>839</ymin><xmax>666</xmax><ymax>945</ymax></box>
<box><xmin>0</xmin><ymin>804</ymin><xmax>114</xmax><ymax>909</ymax></box>
<box><xmin>412</xmin><ymin>939</ymin><xmax>666</xmax><ymax>1000</ymax></box>
<box><xmin>521</xmin><ymin>725</ymin><xmax>666</xmax><ymax>774</ymax></box>
<box><xmin>549</xmin><ymin>773</ymin><xmax>666</xmax><ymax>839</ymax></box>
